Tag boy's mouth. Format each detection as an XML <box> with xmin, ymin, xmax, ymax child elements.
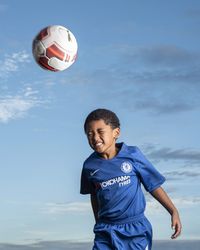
<box><xmin>93</xmin><ymin>142</ymin><xmax>103</xmax><ymax>149</ymax></box>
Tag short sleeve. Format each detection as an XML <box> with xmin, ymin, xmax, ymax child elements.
<box><xmin>132</xmin><ymin>147</ymin><xmax>166</xmax><ymax>192</ymax></box>
<box><xmin>80</xmin><ymin>167</ymin><xmax>94</xmax><ymax>195</ymax></box>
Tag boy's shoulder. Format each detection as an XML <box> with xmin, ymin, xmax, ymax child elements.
<box><xmin>125</xmin><ymin>144</ymin><xmax>140</xmax><ymax>153</ymax></box>
<box><xmin>83</xmin><ymin>152</ymin><xmax>98</xmax><ymax>168</ymax></box>
<box><xmin>123</xmin><ymin>144</ymin><xmax>145</xmax><ymax>162</ymax></box>
<box><xmin>123</xmin><ymin>143</ymin><xmax>141</xmax><ymax>155</ymax></box>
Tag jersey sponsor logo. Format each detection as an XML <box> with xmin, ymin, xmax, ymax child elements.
<box><xmin>90</xmin><ymin>169</ymin><xmax>100</xmax><ymax>176</ymax></box>
<box><xmin>100</xmin><ymin>175</ymin><xmax>131</xmax><ymax>188</ymax></box>
<box><xmin>121</xmin><ymin>161</ymin><xmax>133</xmax><ymax>173</ymax></box>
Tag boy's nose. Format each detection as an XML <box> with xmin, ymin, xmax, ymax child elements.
<box><xmin>93</xmin><ymin>133</ymin><xmax>100</xmax><ymax>142</ymax></box>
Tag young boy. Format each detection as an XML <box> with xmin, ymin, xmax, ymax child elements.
<box><xmin>80</xmin><ymin>108</ymin><xmax>182</xmax><ymax>250</ymax></box>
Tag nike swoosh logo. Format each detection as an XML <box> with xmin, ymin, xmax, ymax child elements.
<box><xmin>90</xmin><ymin>169</ymin><xmax>100</xmax><ymax>176</ymax></box>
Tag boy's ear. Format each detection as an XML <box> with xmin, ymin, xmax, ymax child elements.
<box><xmin>114</xmin><ymin>127</ymin><xmax>120</xmax><ymax>139</ymax></box>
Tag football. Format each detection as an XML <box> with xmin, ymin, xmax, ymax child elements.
<box><xmin>32</xmin><ymin>25</ymin><xmax>78</xmax><ymax>72</ymax></box>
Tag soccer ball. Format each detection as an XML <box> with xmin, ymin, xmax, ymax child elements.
<box><xmin>32</xmin><ymin>25</ymin><xmax>78</xmax><ymax>72</ymax></box>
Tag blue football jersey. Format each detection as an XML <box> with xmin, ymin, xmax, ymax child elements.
<box><xmin>80</xmin><ymin>143</ymin><xmax>165</xmax><ymax>223</ymax></box>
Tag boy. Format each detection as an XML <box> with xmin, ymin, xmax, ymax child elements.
<box><xmin>80</xmin><ymin>108</ymin><xmax>182</xmax><ymax>250</ymax></box>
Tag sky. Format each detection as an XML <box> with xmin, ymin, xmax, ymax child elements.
<box><xmin>0</xmin><ymin>0</ymin><xmax>200</xmax><ymax>246</ymax></box>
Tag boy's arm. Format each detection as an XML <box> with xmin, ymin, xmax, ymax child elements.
<box><xmin>150</xmin><ymin>186</ymin><xmax>182</xmax><ymax>239</ymax></box>
<box><xmin>90</xmin><ymin>194</ymin><xmax>99</xmax><ymax>223</ymax></box>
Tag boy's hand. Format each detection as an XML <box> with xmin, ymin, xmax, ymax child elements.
<box><xmin>171</xmin><ymin>211</ymin><xmax>182</xmax><ymax>239</ymax></box>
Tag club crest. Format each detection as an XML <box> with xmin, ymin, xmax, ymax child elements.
<box><xmin>121</xmin><ymin>161</ymin><xmax>133</xmax><ymax>173</ymax></box>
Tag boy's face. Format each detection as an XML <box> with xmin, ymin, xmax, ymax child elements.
<box><xmin>86</xmin><ymin>119</ymin><xmax>120</xmax><ymax>157</ymax></box>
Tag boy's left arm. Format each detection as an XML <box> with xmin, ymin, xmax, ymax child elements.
<box><xmin>150</xmin><ymin>186</ymin><xmax>182</xmax><ymax>239</ymax></box>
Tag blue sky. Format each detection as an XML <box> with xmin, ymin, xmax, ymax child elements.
<box><xmin>0</xmin><ymin>0</ymin><xmax>200</xmax><ymax>245</ymax></box>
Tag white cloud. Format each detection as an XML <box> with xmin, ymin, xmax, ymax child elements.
<box><xmin>42</xmin><ymin>202</ymin><xmax>91</xmax><ymax>214</ymax></box>
<box><xmin>172</xmin><ymin>197</ymin><xmax>200</xmax><ymax>207</ymax></box>
<box><xmin>0</xmin><ymin>87</ymin><xmax>42</xmax><ymax>123</ymax></box>
<box><xmin>143</xmin><ymin>144</ymin><xmax>200</xmax><ymax>164</ymax></box>
<box><xmin>0</xmin><ymin>50</ymin><xmax>48</xmax><ymax>123</ymax></box>
<box><xmin>42</xmin><ymin>196</ymin><xmax>200</xmax><ymax>215</ymax></box>
<box><xmin>0</xmin><ymin>51</ymin><xmax>30</xmax><ymax>79</ymax></box>
<box><xmin>23</xmin><ymin>87</ymin><xmax>39</xmax><ymax>97</ymax></box>
<box><xmin>146</xmin><ymin>196</ymin><xmax>200</xmax><ymax>212</ymax></box>
<box><xmin>43</xmin><ymin>196</ymin><xmax>200</xmax><ymax>216</ymax></box>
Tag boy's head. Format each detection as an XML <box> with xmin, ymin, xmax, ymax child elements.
<box><xmin>84</xmin><ymin>109</ymin><xmax>121</xmax><ymax>156</ymax></box>
<box><xmin>84</xmin><ymin>108</ymin><xmax>120</xmax><ymax>133</ymax></box>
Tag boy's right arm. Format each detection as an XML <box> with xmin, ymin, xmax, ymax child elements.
<box><xmin>90</xmin><ymin>194</ymin><xmax>99</xmax><ymax>223</ymax></box>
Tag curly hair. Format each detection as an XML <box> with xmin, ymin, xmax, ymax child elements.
<box><xmin>84</xmin><ymin>108</ymin><xmax>120</xmax><ymax>133</ymax></box>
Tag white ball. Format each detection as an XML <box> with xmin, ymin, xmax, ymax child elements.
<box><xmin>32</xmin><ymin>25</ymin><xmax>78</xmax><ymax>72</ymax></box>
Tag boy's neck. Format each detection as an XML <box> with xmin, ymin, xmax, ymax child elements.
<box><xmin>99</xmin><ymin>144</ymin><xmax>120</xmax><ymax>160</ymax></box>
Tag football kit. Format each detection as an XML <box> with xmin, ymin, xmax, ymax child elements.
<box><xmin>80</xmin><ymin>143</ymin><xmax>165</xmax><ymax>250</ymax></box>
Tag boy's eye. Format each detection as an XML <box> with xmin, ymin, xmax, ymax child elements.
<box><xmin>87</xmin><ymin>131</ymin><xmax>105</xmax><ymax>138</ymax></box>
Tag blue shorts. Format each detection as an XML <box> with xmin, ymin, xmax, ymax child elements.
<box><xmin>93</xmin><ymin>214</ymin><xmax>152</xmax><ymax>250</ymax></box>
